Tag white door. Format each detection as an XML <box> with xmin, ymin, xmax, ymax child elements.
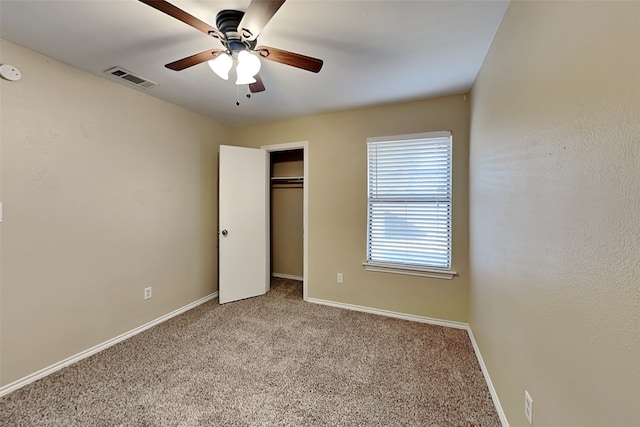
<box><xmin>218</xmin><ymin>145</ymin><xmax>269</xmax><ymax>304</ymax></box>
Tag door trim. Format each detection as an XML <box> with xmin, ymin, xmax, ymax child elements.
<box><xmin>262</xmin><ymin>141</ymin><xmax>309</xmax><ymax>301</ymax></box>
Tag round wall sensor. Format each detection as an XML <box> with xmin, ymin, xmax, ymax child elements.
<box><xmin>0</xmin><ymin>64</ymin><xmax>22</xmax><ymax>81</ymax></box>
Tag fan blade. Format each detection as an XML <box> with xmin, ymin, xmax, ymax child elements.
<box><xmin>166</xmin><ymin>49</ymin><xmax>225</xmax><ymax>71</ymax></box>
<box><xmin>249</xmin><ymin>74</ymin><xmax>266</xmax><ymax>93</ymax></box>
<box><xmin>139</xmin><ymin>0</ymin><xmax>223</xmax><ymax>39</ymax></box>
<box><xmin>238</xmin><ymin>0</ymin><xmax>286</xmax><ymax>41</ymax></box>
<box><xmin>256</xmin><ymin>46</ymin><xmax>323</xmax><ymax>73</ymax></box>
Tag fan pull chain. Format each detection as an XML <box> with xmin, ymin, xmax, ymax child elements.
<box><xmin>235</xmin><ymin>86</ymin><xmax>252</xmax><ymax>106</ymax></box>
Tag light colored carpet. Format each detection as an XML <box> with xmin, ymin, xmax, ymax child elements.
<box><xmin>0</xmin><ymin>278</ymin><xmax>500</xmax><ymax>426</ymax></box>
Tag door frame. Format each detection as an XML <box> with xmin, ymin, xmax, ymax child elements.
<box><xmin>262</xmin><ymin>141</ymin><xmax>309</xmax><ymax>301</ymax></box>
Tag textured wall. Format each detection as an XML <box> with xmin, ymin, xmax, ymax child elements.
<box><xmin>0</xmin><ymin>40</ymin><xmax>228</xmax><ymax>386</ymax></box>
<box><xmin>232</xmin><ymin>94</ymin><xmax>471</xmax><ymax>322</ymax></box>
<box><xmin>469</xmin><ymin>2</ymin><xmax>640</xmax><ymax>426</ymax></box>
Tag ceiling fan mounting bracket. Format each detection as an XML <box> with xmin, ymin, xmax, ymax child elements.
<box><xmin>241</xmin><ymin>28</ymin><xmax>254</xmax><ymax>40</ymax></box>
<box><xmin>255</xmin><ymin>48</ymin><xmax>270</xmax><ymax>59</ymax></box>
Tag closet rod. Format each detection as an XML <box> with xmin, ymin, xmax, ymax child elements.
<box><xmin>271</xmin><ymin>176</ymin><xmax>304</xmax><ymax>185</ymax></box>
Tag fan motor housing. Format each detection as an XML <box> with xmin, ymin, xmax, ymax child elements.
<box><xmin>216</xmin><ymin>9</ymin><xmax>255</xmax><ymax>52</ymax></box>
<box><xmin>216</xmin><ymin>10</ymin><xmax>243</xmax><ymax>33</ymax></box>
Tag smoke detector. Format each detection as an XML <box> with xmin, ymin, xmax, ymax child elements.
<box><xmin>0</xmin><ymin>64</ymin><xmax>21</xmax><ymax>81</ymax></box>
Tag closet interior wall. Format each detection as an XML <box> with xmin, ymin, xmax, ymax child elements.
<box><xmin>270</xmin><ymin>150</ymin><xmax>304</xmax><ymax>279</ymax></box>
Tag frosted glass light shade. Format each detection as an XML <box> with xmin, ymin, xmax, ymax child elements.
<box><xmin>208</xmin><ymin>53</ymin><xmax>232</xmax><ymax>80</ymax></box>
<box><xmin>235</xmin><ymin>50</ymin><xmax>261</xmax><ymax>85</ymax></box>
<box><xmin>235</xmin><ymin>63</ymin><xmax>256</xmax><ymax>85</ymax></box>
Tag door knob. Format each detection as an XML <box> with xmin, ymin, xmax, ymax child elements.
<box><xmin>221</xmin><ymin>229</ymin><xmax>228</xmax><ymax>236</ymax></box>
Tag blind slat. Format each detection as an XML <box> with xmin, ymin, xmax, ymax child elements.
<box><xmin>366</xmin><ymin>133</ymin><xmax>452</xmax><ymax>269</ymax></box>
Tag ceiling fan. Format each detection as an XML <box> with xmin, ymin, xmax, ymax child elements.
<box><xmin>139</xmin><ymin>0</ymin><xmax>324</xmax><ymax>94</ymax></box>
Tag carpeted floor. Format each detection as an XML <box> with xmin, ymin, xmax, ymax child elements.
<box><xmin>0</xmin><ymin>278</ymin><xmax>501</xmax><ymax>426</ymax></box>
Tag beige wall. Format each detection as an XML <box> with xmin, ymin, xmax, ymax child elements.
<box><xmin>469</xmin><ymin>2</ymin><xmax>640</xmax><ymax>426</ymax></box>
<box><xmin>0</xmin><ymin>40</ymin><xmax>228</xmax><ymax>386</ymax></box>
<box><xmin>232</xmin><ymin>94</ymin><xmax>470</xmax><ymax>321</ymax></box>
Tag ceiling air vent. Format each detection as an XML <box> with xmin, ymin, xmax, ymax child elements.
<box><xmin>104</xmin><ymin>67</ymin><xmax>158</xmax><ymax>89</ymax></box>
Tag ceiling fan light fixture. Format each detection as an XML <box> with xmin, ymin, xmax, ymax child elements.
<box><xmin>235</xmin><ymin>51</ymin><xmax>261</xmax><ymax>85</ymax></box>
<box><xmin>235</xmin><ymin>65</ymin><xmax>257</xmax><ymax>85</ymax></box>
<box><xmin>237</xmin><ymin>50</ymin><xmax>261</xmax><ymax>77</ymax></box>
<box><xmin>139</xmin><ymin>0</ymin><xmax>324</xmax><ymax>95</ymax></box>
<box><xmin>208</xmin><ymin>52</ymin><xmax>232</xmax><ymax>80</ymax></box>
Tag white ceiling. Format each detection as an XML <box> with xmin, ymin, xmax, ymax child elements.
<box><xmin>0</xmin><ymin>0</ymin><xmax>509</xmax><ymax>126</ymax></box>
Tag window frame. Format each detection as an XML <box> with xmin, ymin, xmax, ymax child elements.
<box><xmin>363</xmin><ymin>131</ymin><xmax>457</xmax><ymax>280</ymax></box>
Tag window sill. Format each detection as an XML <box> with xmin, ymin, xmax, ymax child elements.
<box><xmin>363</xmin><ymin>262</ymin><xmax>457</xmax><ymax>280</ymax></box>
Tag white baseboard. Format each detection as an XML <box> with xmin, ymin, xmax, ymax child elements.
<box><xmin>307</xmin><ymin>297</ymin><xmax>469</xmax><ymax>329</ymax></box>
<box><xmin>271</xmin><ymin>273</ymin><xmax>304</xmax><ymax>281</ymax></box>
<box><xmin>0</xmin><ymin>292</ymin><xmax>218</xmax><ymax>398</ymax></box>
<box><xmin>467</xmin><ymin>328</ymin><xmax>510</xmax><ymax>427</ymax></box>
<box><xmin>307</xmin><ymin>297</ymin><xmax>509</xmax><ymax>426</ymax></box>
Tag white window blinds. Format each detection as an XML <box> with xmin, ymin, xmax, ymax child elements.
<box><xmin>366</xmin><ymin>131</ymin><xmax>452</xmax><ymax>270</ymax></box>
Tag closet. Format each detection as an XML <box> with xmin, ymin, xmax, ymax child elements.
<box><xmin>270</xmin><ymin>149</ymin><xmax>304</xmax><ymax>280</ymax></box>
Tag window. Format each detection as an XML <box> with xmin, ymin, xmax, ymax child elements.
<box><xmin>364</xmin><ymin>131</ymin><xmax>455</xmax><ymax>279</ymax></box>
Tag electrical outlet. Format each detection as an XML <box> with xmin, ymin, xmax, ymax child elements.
<box><xmin>144</xmin><ymin>287</ymin><xmax>152</xmax><ymax>300</ymax></box>
<box><xmin>524</xmin><ymin>390</ymin><xmax>533</xmax><ymax>424</ymax></box>
<box><xmin>337</xmin><ymin>273</ymin><xmax>344</xmax><ymax>284</ymax></box>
